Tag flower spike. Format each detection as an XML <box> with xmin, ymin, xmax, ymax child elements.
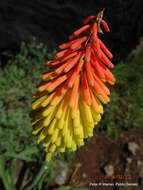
<box><xmin>31</xmin><ymin>10</ymin><xmax>116</xmax><ymax>160</ymax></box>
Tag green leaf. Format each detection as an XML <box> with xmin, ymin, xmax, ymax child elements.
<box><xmin>19</xmin><ymin>147</ymin><xmax>39</xmax><ymax>156</ymax></box>
<box><xmin>24</xmin><ymin>161</ymin><xmax>54</xmax><ymax>190</ymax></box>
<box><xmin>3</xmin><ymin>152</ymin><xmax>33</xmax><ymax>162</ymax></box>
<box><xmin>0</xmin><ymin>155</ymin><xmax>16</xmax><ymax>190</ymax></box>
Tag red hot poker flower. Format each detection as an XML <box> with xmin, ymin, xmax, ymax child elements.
<box><xmin>32</xmin><ymin>9</ymin><xmax>116</xmax><ymax>160</ymax></box>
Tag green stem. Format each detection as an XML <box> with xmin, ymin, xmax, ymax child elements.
<box><xmin>24</xmin><ymin>161</ymin><xmax>52</xmax><ymax>190</ymax></box>
<box><xmin>0</xmin><ymin>155</ymin><xmax>16</xmax><ymax>190</ymax></box>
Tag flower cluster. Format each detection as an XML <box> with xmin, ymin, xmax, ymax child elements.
<box><xmin>31</xmin><ymin>10</ymin><xmax>115</xmax><ymax>160</ymax></box>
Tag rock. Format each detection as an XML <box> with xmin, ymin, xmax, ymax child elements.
<box><xmin>75</xmin><ymin>163</ymin><xmax>82</xmax><ymax>168</ymax></box>
<box><xmin>137</xmin><ymin>161</ymin><xmax>143</xmax><ymax>178</ymax></box>
<box><xmin>82</xmin><ymin>172</ymin><xmax>87</xmax><ymax>179</ymax></box>
<box><xmin>137</xmin><ymin>160</ymin><xmax>142</xmax><ymax>167</ymax></box>
<box><xmin>0</xmin><ymin>0</ymin><xmax>143</xmax><ymax>62</ymax></box>
<box><xmin>139</xmin><ymin>167</ymin><xmax>143</xmax><ymax>178</ymax></box>
<box><xmin>125</xmin><ymin>157</ymin><xmax>133</xmax><ymax>172</ymax></box>
<box><xmin>55</xmin><ymin>169</ymin><xmax>68</xmax><ymax>186</ymax></box>
<box><xmin>104</xmin><ymin>164</ymin><xmax>114</xmax><ymax>175</ymax></box>
<box><xmin>126</xmin><ymin>157</ymin><xmax>132</xmax><ymax>164</ymax></box>
<box><xmin>52</xmin><ymin>160</ymin><xmax>68</xmax><ymax>186</ymax></box>
<box><xmin>128</xmin><ymin>142</ymin><xmax>139</xmax><ymax>155</ymax></box>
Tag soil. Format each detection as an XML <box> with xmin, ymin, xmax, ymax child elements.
<box><xmin>70</xmin><ymin>127</ymin><xmax>143</xmax><ymax>190</ymax></box>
